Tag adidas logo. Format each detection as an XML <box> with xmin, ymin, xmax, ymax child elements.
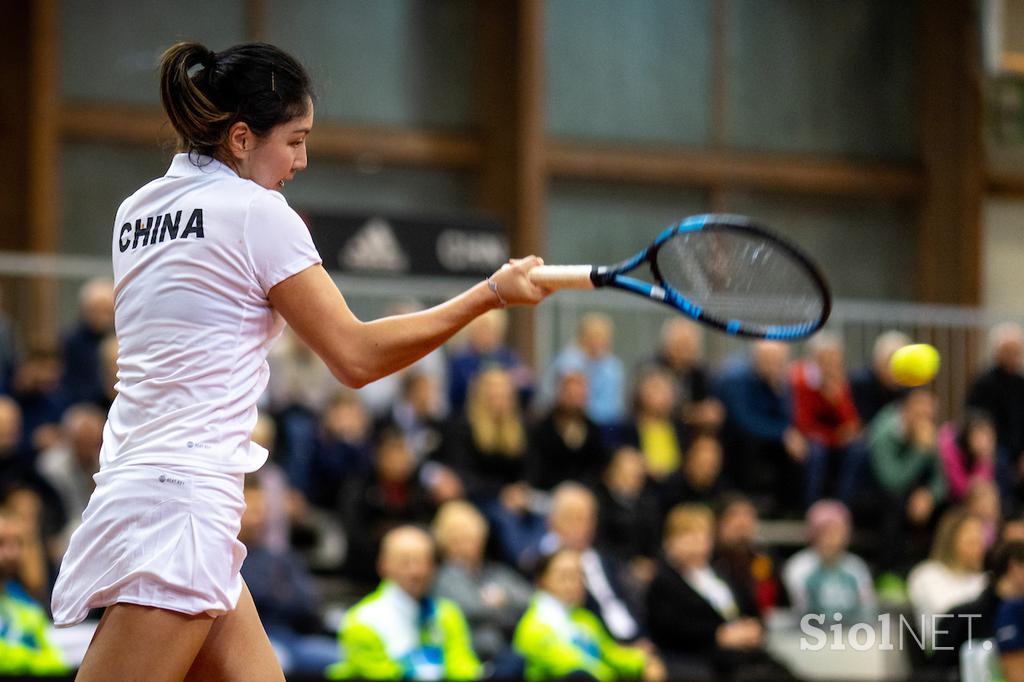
<box><xmin>340</xmin><ymin>218</ymin><xmax>410</xmax><ymax>272</ymax></box>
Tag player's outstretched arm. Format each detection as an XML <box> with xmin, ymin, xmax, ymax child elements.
<box><xmin>268</xmin><ymin>257</ymin><xmax>548</xmax><ymax>388</ymax></box>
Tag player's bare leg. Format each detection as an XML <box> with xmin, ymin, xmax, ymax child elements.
<box><xmin>75</xmin><ymin>603</ymin><xmax>214</xmax><ymax>682</ymax></box>
<box><xmin>184</xmin><ymin>581</ymin><xmax>284</xmax><ymax>682</ymax></box>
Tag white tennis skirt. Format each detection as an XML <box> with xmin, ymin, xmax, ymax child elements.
<box><xmin>51</xmin><ymin>463</ymin><xmax>247</xmax><ymax>627</ymax></box>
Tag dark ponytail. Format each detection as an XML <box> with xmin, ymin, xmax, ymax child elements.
<box><xmin>158</xmin><ymin>41</ymin><xmax>314</xmax><ymax>161</ymax></box>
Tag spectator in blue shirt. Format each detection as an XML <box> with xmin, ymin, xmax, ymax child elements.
<box><xmin>715</xmin><ymin>341</ymin><xmax>807</xmax><ymax>518</ymax></box>
<box><xmin>60</xmin><ymin>278</ymin><xmax>114</xmax><ymax>407</ymax></box>
<box><xmin>540</xmin><ymin>313</ymin><xmax>625</xmax><ymax>429</ymax></box>
<box><xmin>447</xmin><ymin>309</ymin><xmax>532</xmax><ymax>414</ymax></box>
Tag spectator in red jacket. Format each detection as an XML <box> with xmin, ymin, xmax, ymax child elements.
<box><xmin>791</xmin><ymin>332</ymin><xmax>861</xmax><ymax>508</ymax></box>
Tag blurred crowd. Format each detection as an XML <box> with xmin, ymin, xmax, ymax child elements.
<box><xmin>4</xmin><ymin>279</ymin><xmax>1024</xmax><ymax>679</ymax></box>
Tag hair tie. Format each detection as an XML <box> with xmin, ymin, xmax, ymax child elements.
<box><xmin>200</xmin><ymin>49</ymin><xmax>217</xmax><ymax>70</ymax></box>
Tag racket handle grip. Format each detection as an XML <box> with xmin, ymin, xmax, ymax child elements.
<box><xmin>528</xmin><ymin>265</ymin><xmax>595</xmax><ymax>290</ymax></box>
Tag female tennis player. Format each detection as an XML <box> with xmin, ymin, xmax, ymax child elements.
<box><xmin>51</xmin><ymin>41</ymin><xmax>548</xmax><ymax>681</ymax></box>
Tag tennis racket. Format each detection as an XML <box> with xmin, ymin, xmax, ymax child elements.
<box><xmin>528</xmin><ymin>213</ymin><xmax>831</xmax><ymax>341</ymax></box>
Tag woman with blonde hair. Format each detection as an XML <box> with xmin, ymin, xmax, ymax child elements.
<box><xmin>449</xmin><ymin>368</ymin><xmax>538</xmax><ymax>562</ymax></box>
<box><xmin>907</xmin><ymin>506</ymin><xmax>988</xmax><ymax>639</ymax></box>
<box><xmin>647</xmin><ymin>504</ymin><xmax>793</xmax><ymax>681</ymax></box>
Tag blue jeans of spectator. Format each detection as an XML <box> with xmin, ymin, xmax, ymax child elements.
<box><xmin>268</xmin><ymin>626</ymin><xmax>341</xmax><ymax>676</ymax></box>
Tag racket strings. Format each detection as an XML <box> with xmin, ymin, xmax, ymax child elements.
<box><xmin>655</xmin><ymin>230</ymin><xmax>826</xmax><ymax>329</ymax></box>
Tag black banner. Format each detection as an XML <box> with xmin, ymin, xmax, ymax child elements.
<box><xmin>299</xmin><ymin>210</ymin><xmax>508</xmax><ymax>278</ymax></box>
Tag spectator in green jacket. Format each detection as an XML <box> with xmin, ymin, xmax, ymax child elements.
<box><xmin>328</xmin><ymin>525</ymin><xmax>481</xmax><ymax>680</ymax></box>
<box><xmin>513</xmin><ymin>548</ymin><xmax>665</xmax><ymax>682</ymax></box>
<box><xmin>868</xmin><ymin>389</ymin><xmax>948</xmax><ymax>576</ymax></box>
<box><xmin>0</xmin><ymin>507</ymin><xmax>68</xmax><ymax>676</ymax></box>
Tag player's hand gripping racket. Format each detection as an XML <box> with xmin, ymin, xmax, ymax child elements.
<box><xmin>528</xmin><ymin>214</ymin><xmax>831</xmax><ymax>340</ymax></box>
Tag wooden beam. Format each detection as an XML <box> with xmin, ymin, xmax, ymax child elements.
<box><xmin>510</xmin><ymin>0</ymin><xmax>546</xmax><ymax>364</ymax></box>
<box><xmin>27</xmin><ymin>0</ymin><xmax>59</xmax><ymax>346</ymax></box>
<box><xmin>308</xmin><ymin>120</ymin><xmax>481</xmax><ymax>168</ymax></box>
<box><xmin>28</xmin><ymin>0</ymin><xmax>59</xmax><ymax>254</ymax></box>
<box><xmin>59</xmin><ymin>103</ymin><xmax>482</xmax><ymax>168</ymax></box>
<box><xmin>546</xmin><ymin>142</ymin><xmax>923</xmax><ymax>198</ymax></box>
<box><xmin>915</xmin><ymin>0</ymin><xmax>984</xmax><ymax>304</ymax></box>
<box><xmin>245</xmin><ymin>0</ymin><xmax>266</xmax><ymax>42</ymax></box>
<box><xmin>515</xmin><ymin>0</ymin><xmax>546</xmax><ymax>260</ymax></box>
<box><xmin>0</xmin><ymin>2</ymin><xmax>31</xmax><ymax>252</ymax></box>
<box><xmin>987</xmin><ymin>170</ymin><xmax>1024</xmax><ymax>197</ymax></box>
<box><xmin>61</xmin><ymin>103</ymin><xmax>176</xmax><ymax>148</ymax></box>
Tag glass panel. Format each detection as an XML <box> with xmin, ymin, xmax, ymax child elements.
<box><xmin>727</xmin><ymin>0</ymin><xmax>918</xmax><ymax>159</ymax></box>
<box><xmin>284</xmin><ymin>162</ymin><xmax>476</xmax><ymax>214</ymax></box>
<box><xmin>61</xmin><ymin>0</ymin><xmax>246</xmax><ymax>104</ymax></box>
<box><xmin>546</xmin><ymin>0</ymin><xmax>713</xmax><ymax>145</ymax></box>
<box><xmin>265</xmin><ymin>0</ymin><xmax>477</xmax><ymax>128</ymax></box>
<box><xmin>546</xmin><ymin>180</ymin><xmax>707</xmax><ymax>265</ymax></box>
<box><xmin>60</xmin><ymin>143</ymin><xmax>171</xmax><ymax>256</ymax></box>
<box><xmin>723</xmin><ymin>191</ymin><xmax>916</xmax><ymax>300</ymax></box>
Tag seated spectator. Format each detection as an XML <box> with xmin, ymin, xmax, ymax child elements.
<box><xmin>849</xmin><ymin>330</ymin><xmax>910</xmax><ymax>424</ymax></box>
<box><xmin>97</xmin><ymin>333</ymin><xmax>118</xmax><ymax>409</ymax></box>
<box><xmin>713</xmin><ymin>494</ymin><xmax>787</xmax><ymax>618</ymax></box>
<box><xmin>432</xmin><ymin>501</ymin><xmax>532</xmax><ymax>666</ymax></box>
<box><xmin>939</xmin><ymin>410</ymin><xmax>1005</xmax><ymax>505</ymax></box>
<box><xmin>965</xmin><ymin>478</ymin><xmax>1002</xmax><ymax>550</ymax></box>
<box><xmin>715</xmin><ymin>341</ymin><xmax>807</xmax><ymax>517</ymax></box>
<box><xmin>992</xmin><ymin>542</ymin><xmax>1024</xmax><ymax>680</ymax></box>
<box><xmin>932</xmin><ymin>540</ymin><xmax>1024</xmax><ymax>667</ymax></box>
<box><xmin>358</xmin><ymin>302</ymin><xmax>451</xmax><ymax>419</ymax></box>
<box><xmin>329</xmin><ymin>525</ymin><xmax>481</xmax><ymax>681</ymax></box>
<box><xmin>908</xmin><ymin>507</ymin><xmax>988</xmax><ymax>641</ymax></box>
<box><xmin>659</xmin><ymin>432</ymin><xmax>727</xmax><ymax>511</ymax></box>
<box><xmin>250</xmin><ymin>413</ymin><xmax>310</xmax><ymax>553</ymax></box>
<box><xmin>524</xmin><ymin>482</ymin><xmax>644</xmax><ymax>643</ymax></box>
<box><xmin>868</xmin><ymin>389</ymin><xmax>947</xmax><ymax>575</ymax></box>
<box><xmin>968</xmin><ymin>322</ymin><xmax>1024</xmax><ymax>496</ymax></box>
<box><xmin>341</xmin><ymin>429</ymin><xmax>435</xmax><ymax>583</ymax></box>
<box><xmin>0</xmin><ymin>290</ymin><xmax>16</xmax><ymax>395</ymax></box>
<box><xmin>379</xmin><ymin>372</ymin><xmax>463</xmax><ymax>507</ymax></box>
<box><xmin>0</xmin><ymin>508</ymin><xmax>68</xmax><ymax>676</ymax></box>
<box><xmin>378</xmin><ymin>371</ymin><xmax>448</xmax><ymax>467</ymax></box>
<box><xmin>514</xmin><ymin>547</ymin><xmax>665</xmax><ymax>682</ymax></box>
<box><xmin>307</xmin><ymin>391</ymin><xmax>373</xmax><ymax>509</ymax></box>
<box><xmin>622</xmin><ymin>367</ymin><xmax>688</xmax><ymax>481</ymax></box>
<box><xmin>447</xmin><ymin>309</ymin><xmax>532</xmax><ymax>414</ymax></box>
<box><xmin>644</xmin><ymin>318</ymin><xmax>724</xmax><ymax>432</ymax></box>
<box><xmin>240</xmin><ymin>476</ymin><xmax>338</xmax><ymax>676</ymax></box>
<box><xmin>265</xmin><ymin>328</ymin><xmax>339</xmax><ymax>489</ymax></box>
<box><xmin>647</xmin><ymin>504</ymin><xmax>792</xmax><ymax>682</ymax></box>
<box><xmin>594</xmin><ymin>446</ymin><xmax>661</xmax><ymax>584</ymax></box>
<box><xmin>0</xmin><ymin>397</ymin><xmax>64</xmax><ymax>556</ymax></box>
<box><xmin>527</xmin><ymin>367</ymin><xmax>608</xmax><ymax>491</ymax></box>
<box><xmin>37</xmin><ymin>403</ymin><xmax>104</xmax><ymax>559</ymax></box>
<box><xmin>10</xmin><ymin>348</ymin><xmax>67</xmax><ymax>453</ymax></box>
<box><xmin>540</xmin><ymin>313</ymin><xmax>625</xmax><ymax>428</ymax></box>
<box><xmin>61</xmin><ymin>278</ymin><xmax>114</xmax><ymax>406</ymax></box>
<box><xmin>791</xmin><ymin>332</ymin><xmax>862</xmax><ymax>508</ymax></box>
<box><xmin>448</xmin><ymin>368</ymin><xmax>539</xmax><ymax>563</ymax></box>
<box><xmin>782</xmin><ymin>500</ymin><xmax>875</xmax><ymax>622</ymax></box>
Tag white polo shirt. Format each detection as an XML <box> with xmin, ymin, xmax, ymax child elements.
<box><xmin>102</xmin><ymin>153</ymin><xmax>322</xmax><ymax>474</ymax></box>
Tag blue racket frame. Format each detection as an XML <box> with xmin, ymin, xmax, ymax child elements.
<box><xmin>586</xmin><ymin>214</ymin><xmax>831</xmax><ymax>341</ymax></box>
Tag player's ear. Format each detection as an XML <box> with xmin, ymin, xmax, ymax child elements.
<box><xmin>225</xmin><ymin>121</ymin><xmax>253</xmax><ymax>161</ymax></box>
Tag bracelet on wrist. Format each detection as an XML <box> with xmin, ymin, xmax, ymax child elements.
<box><xmin>486</xmin><ymin>276</ymin><xmax>508</xmax><ymax>307</ymax></box>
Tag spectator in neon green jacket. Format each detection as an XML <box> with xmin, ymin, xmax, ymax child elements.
<box><xmin>513</xmin><ymin>548</ymin><xmax>665</xmax><ymax>682</ymax></box>
<box><xmin>327</xmin><ymin>525</ymin><xmax>481</xmax><ymax>680</ymax></box>
<box><xmin>0</xmin><ymin>509</ymin><xmax>69</xmax><ymax>676</ymax></box>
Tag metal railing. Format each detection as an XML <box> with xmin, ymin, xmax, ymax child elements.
<box><xmin>0</xmin><ymin>251</ymin><xmax>1012</xmax><ymax>420</ymax></box>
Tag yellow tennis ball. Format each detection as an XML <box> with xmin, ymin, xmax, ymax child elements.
<box><xmin>889</xmin><ymin>343</ymin><xmax>940</xmax><ymax>387</ymax></box>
